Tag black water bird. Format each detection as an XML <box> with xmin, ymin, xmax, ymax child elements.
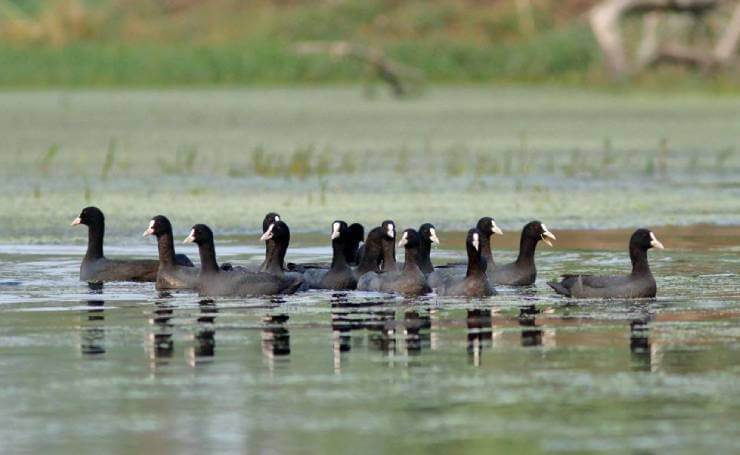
<box><xmin>143</xmin><ymin>215</ymin><xmax>198</xmax><ymax>290</ymax></box>
<box><xmin>344</xmin><ymin>223</ymin><xmax>365</xmax><ymax>265</ymax></box>
<box><xmin>476</xmin><ymin>217</ymin><xmax>504</xmax><ymax>270</ymax></box>
<box><xmin>304</xmin><ymin>221</ymin><xmax>358</xmax><ymax>290</ymax></box>
<box><xmin>71</xmin><ymin>206</ymin><xmax>192</xmax><ymax>283</ymax></box>
<box><xmin>417</xmin><ymin>223</ymin><xmax>440</xmax><ymax>274</ymax></box>
<box><xmin>491</xmin><ymin>221</ymin><xmax>555</xmax><ymax>286</ymax></box>
<box><xmin>357</xmin><ymin>228</ymin><xmax>431</xmax><ymax>296</ymax></box>
<box><xmin>183</xmin><ymin>224</ymin><xmax>303</xmax><ymax>297</ymax></box>
<box><xmin>548</xmin><ymin>229</ymin><xmax>664</xmax><ymax>298</ymax></box>
<box><xmin>354</xmin><ymin>222</ymin><xmax>388</xmax><ymax>276</ymax></box>
<box><xmin>436</xmin><ymin>229</ymin><xmax>495</xmax><ymax>298</ymax></box>
<box><xmin>378</xmin><ymin>220</ymin><xmax>398</xmax><ymax>272</ymax></box>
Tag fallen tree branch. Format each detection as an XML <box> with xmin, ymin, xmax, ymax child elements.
<box><xmin>292</xmin><ymin>41</ymin><xmax>424</xmax><ymax>97</ymax></box>
<box><xmin>589</xmin><ymin>0</ymin><xmax>738</xmax><ymax>78</ymax></box>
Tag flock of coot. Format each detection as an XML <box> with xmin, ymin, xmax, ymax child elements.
<box><xmin>71</xmin><ymin>206</ymin><xmax>665</xmax><ymax>299</ymax></box>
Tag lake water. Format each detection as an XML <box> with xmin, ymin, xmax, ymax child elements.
<box><xmin>1</xmin><ymin>226</ymin><xmax>738</xmax><ymax>453</ymax></box>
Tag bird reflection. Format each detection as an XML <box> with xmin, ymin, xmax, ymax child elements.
<box><xmin>519</xmin><ymin>305</ymin><xmax>542</xmax><ymax>347</ymax></box>
<box><xmin>467</xmin><ymin>308</ymin><xmax>492</xmax><ymax>366</ymax></box>
<box><xmin>630</xmin><ymin>317</ymin><xmax>652</xmax><ymax>372</ymax></box>
<box><xmin>403</xmin><ymin>309</ymin><xmax>431</xmax><ymax>355</ymax></box>
<box><xmin>187</xmin><ymin>299</ymin><xmax>217</xmax><ymax>366</ymax></box>
<box><xmin>147</xmin><ymin>300</ymin><xmax>175</xmax><ymax>368</ymax></box>
<box><xmin>262</xmin><ymin>313</ymin><xmax>290</xmax><ymax>371</ymax></box>
<box><xmin>80</xmin><ymin>299</ymin><xmax>105</xmax><ymax>356</ymax></box>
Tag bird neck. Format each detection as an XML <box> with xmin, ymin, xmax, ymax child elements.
<box><xmin>156</xmin><ymin>230</ymin><xmax>177</xmax><ymax>266</ymax></box>
<box><xmin>403</xmin><ymin>247</ymin><xmax>423</xmax><ymax>276</ymax></box>
<box><xmin>381</xmin><ymin>238</ymin><xmax>397</xmax><ymax>272</ymax></box>
<box><xmin>630</xmin><ymin>245</ymin><xmax>651</xmax><ymax>276</ymax></box>
<box><xmin>480</xmin><ymin>233</ymin><xmax>494</xmax><ymax>267</ymax></box>
<box><xmin>357</xmin><ymin>231</ymin><xmax>382</xmax><ymax>274</ymax></box>
<box><xmin>417</xmin><ymin>239</ymin><xmax>433</xmax><ymax>273</ymax></box>
<box><xmin>262</xmin><ymin>238</ymin><xmax>287</xmax><ymax>274</ymax></box>
<box><xmin>85</xmin><ymin>221</ymin><xmax>105</xmax><ymax>260</ymax></box>
<box><xmin>197</xmin><ymin>240</ymin><xmax>220</xmax><ymax>275</ymax></box>
<box><xmin>330</xmin><ymin>239</ymin><xmax>350</xmax><ymax>270</ymax></box>
<box><xmin>466</xmin><ymin>246</ymin><xmax>486</xmax><ymax>278</ymax></box>
<box><xmin>516</xmin><ymin>233</ymin><xmax>538</xmax><ymax>265</ymax></box>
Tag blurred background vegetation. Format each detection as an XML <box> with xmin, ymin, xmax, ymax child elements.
<box><xmin>0</xmin><ymin>0</ymin><xmax>736</xmax><ymax>89</ymax></box>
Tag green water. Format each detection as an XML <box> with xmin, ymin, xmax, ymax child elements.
<box><xmin>1</xmin><ymin>87</ymin><xmax>738</xmax><ymax>243</ymax></box>
<box><xmin>0</xmin><ymin>236</ymin><xmax>738</xmax><ymax>453</ymax></box>
<box><xmin>1</xmin><ymin>87</ymin><xmax>739</xmax><ymax>453</ymax></box>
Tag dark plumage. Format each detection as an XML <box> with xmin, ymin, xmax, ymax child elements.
<box><xmin>357</xmin><ymin>229</ymin><xmax>431</xmax><ymax>295</ymax></box>
<box><xmin>71</xmin><ymin>206</ymin><xmax>192</xmax><ymax>283</ymax></box>
<box><xmin>476</xmin><ymin>217</ymin><xmax>504</xmax><ymax>270</ymax></box>
<box><xmin>417</xmin><ymin>223</ymin><xmax>440</xmax><ymax>274</ymax></box>
<box><xmin>344</xmin><ymin>223</ymin><xmax>365</xmax><ymax>266</ymax></box>
<box><xmin>491</xmin><ymin>221</ymin><xmax>555</xmax><ymax>286</ymax></box>
<box><xmin>258</xmin><ymin>212</ymin><xmax>281</xmax><ymax>271</ymax></box>
<box><xmin>379</xmin><ymin>220</ymin><xmax>397</xmax><ymax>272</ymax></box>
<box><xmin>548</xmin><ymin>229</ymin><xmax>664</xmax><ymax>298</ymax></box>
<box><xmin>184</xmin><ymin>224</ymin><xmax>303</xmax><ymax>297</ymax></box>
<box><xmin>143</xmin><ymin>215</ymin><xmax>198</xmax><ymax>290</ymax></box>
<box><xmin>257</xmin><ymin>219</ymin><xmax>306</xmax><ymax>290</ymax></box>
<box><xmin>355</xmin><ymin>223</ymin><xmax>387</xmax><ymax>276</ymax></box>
<box><xmin>304</xmin><ymin>221</ymin><xmax>358</xmax><ymax>290</ymax></box>
<box><xmin>436</xmin><ymin>229</ymin><xmax>495</xmax><ymax>298</ymax></box>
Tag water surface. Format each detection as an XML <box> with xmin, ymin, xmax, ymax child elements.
<box><xmin>0</xmin><ymin>227</ymin><xmax>738</xmax><ymax>453</ymax></box>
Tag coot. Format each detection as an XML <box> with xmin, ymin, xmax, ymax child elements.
<box><xmin>548</xmin><ymin>229</ymin><xmax>664</xmax><ymax>298</ymax></box>
<box><xmin>436</xmin><ymin>229</ymin><xmax>495</xmax><ymax>298</ymax></box>
<box><xmin>491</xmin><ymin>221</ymin><xmax>555</xmax><ymax>286</ymax></box>
<box><xmin>357</xmin><ymin>228</ymin><xmax>431</xmax><ymax>295</ymax></box>
<box><xmin>184</xmin><ymin>224</ymin><xmax>303</xmax><ymax>297</ymax></box>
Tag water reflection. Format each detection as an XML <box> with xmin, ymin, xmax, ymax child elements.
<box><xmin>630</xmin><ymin>316</ymin><xmax>652</xmax><ymax>372</ymax></box>
<box><xmin>147</xmin><ymin>300</ymin><xmax>175</xmax><ymax>369</ymax></box>
<box><xmin>79</xmin><ymin>299</ymin><xmax>105</xmax><ymax>356</ymax></box>
<box><xmin>187</xmin><ymin>300</ymin><xmax>217</xmax><ymax>367</ymax></box>
<box><xmin>519</xmin><ymin>305</ymin><xmax>542</xmax><ymax>347</ymax></box>
<box><xmin>262</xmin><ymin>312</ymin><xmax>290</xmax><ymax>372</ymax></box>
<box><xmin>467</xmin><ymin>308</ymin><xmax>492</xmax><ymax>366</ymax></box>
<box><xmin>403</xmin><ymin>309</ymin><xmax>431</xmax><ymax>355</ymax></box>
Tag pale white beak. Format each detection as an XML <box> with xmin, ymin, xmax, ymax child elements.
<box><xmin>71</xmin><ymin>217</ymin><xmax>81</xmax><ymax>226</ymax></box>
<box><xmin>472</xmin><ymin>233</ymin><xmax>480</xmax><ymax>251</ymax></box>
<box><xmin>397</xmin><ymin>232</ymin><xmax>409</xmax><ymax>247</ymax></box>
<box><xmin>260</xmin><ymin>223</ymin><xmax>275</xmax><ymax>241</ymax></box>
<box><xmin>183</xmin><ymin>230</ymin><xmax>196</xmax><ymax>244</ymax></box>
<box><xmin>142</xmin><ymin>220</ymin><xmax>155</xmax><ymax>237</ymax></box>
<box><xmin>386</xmin><ymin>225</ymin><xmax>395</xmax><ymax>239</ymax></box>
<box><xmin>650</xmin><ymin>232</ymin><xmax>664</xmax><ymax>250</ymax></box>
<box><xmin>429</xmin><ymin>228</ymin><xmax>440</xmax><ymax>245</ymax></box>
<box><xmin>274</xmin><ymin>215</ymin><xmax>280</xmax><ymax>222</ymax></box>
<box><xmin>492</xmin><ymin>221</ymin><xmax>503</xmax><ymax>236</ymax></box>
<box><xmin>330</xmin><ymin>222</ymin><xmax>341</xmax><ymax>240</ymax></box>
<box><xmin>541</xmin><ymin>224</ymin><xmax>556</xmax><ymax>247</ymax></box>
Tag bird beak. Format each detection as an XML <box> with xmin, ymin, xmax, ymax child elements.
<box><xmin>387</xmin><ymin>226</ymin><xmax>395</xmax><ymax>239</ymax></box>
<box><xmin>142</xmin><ymin>220</ymin><xmax>155</xmax><ymax>237</ymax></box>
<box><xmin>183</xmin><ymin>231</ymin><xmax>196</xmax><ymax>244</ymax></box>
<box><xmin>541</xmin><ymin>225</ymin><xmax>556</xmax><ymax>247</ymax></box>
<box><xmin>397</xmin><ymin>233</ymin><xmax>408</xmax><ymax>247</ymax></box>
<box><xmin>330</xmin><ymin>222</ymin><xmax>341</xmax><ymax>240</ymax></box>
<box><xmin>70</xmin><ymin>217</ymin><xmax>81</xmax><ymax>226</ymax></box>
<box><xmin>260</xmin><ymin>223</ymin><xmax>274</xmax><ymax>241</ymax></box>
<box><xmin>429</xmin><ymin>228</ymin><xmax>440</xmax><ymax>245</ymax></box>
<box><xmin>492</xmin><ymin>222</ymin><xmax>503</xmax><ymax>236</ymax></box>
<box><xmin>650</xmin><ymin>233</ymin><xmax>664</xmax><ymax>250</ymax></box>
<box><xmin>473</xmin><ymin>239</ymin><xmax>480</xmax><ymax>251</ymax></box>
